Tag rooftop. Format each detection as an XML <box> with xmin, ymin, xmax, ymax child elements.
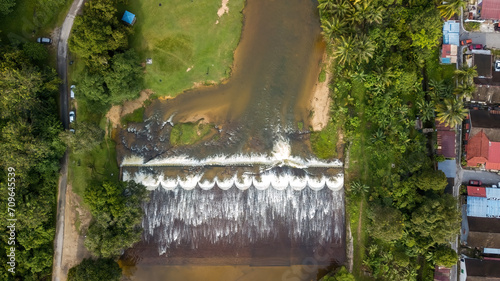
<box><xmin>481</xmin><ymin>0</ymin><xmax>500</xmax><ymax>20</ymax></box>
<box><xmin>438</xmin><ymin>160</ymin><xmax>457</xmax><ymax>178</ymax></box>
<box><xmin>466</xmin><ymin>258</ymin><xmax>500</xmax><ymax>279</ymax></box>
<box><xmin>473</xmin><ymin>85</ymin><xmax>500</xmax><ymax>104</ymax></box>
<box><xmin>473</xmin><ymin>54</ymin><xmax>493</xmax><ymax>79</ymax></box>
<box><xmin>437</xmin><ymin>130</ymin><xmax>456</xmax><ymax>158</ymax></box>
<box><xmin>467</xmin><ymin>187</ymin><xmax>500</xmax><ymax>218</ymax></box>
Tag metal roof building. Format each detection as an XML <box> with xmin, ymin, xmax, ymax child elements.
<box><xmin>468</xmin><ymin>187</ymin><xmax>500</xmax><ymax>218</ymax></box>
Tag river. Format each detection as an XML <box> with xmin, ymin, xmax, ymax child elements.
<box><xmin>119</xmin><ymin>0</ymin><xmax>345</xmax><ymax>279</ymax></box>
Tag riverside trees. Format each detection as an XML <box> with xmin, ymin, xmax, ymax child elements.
<box><xmin>318</xmin><ymin>0</ymin><xmax>460</xmax><ymax>278</ymax></box>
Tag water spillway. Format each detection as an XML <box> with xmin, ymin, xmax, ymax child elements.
<box><xmin>118</xmin><ymin>0</ymin><xmax>346</xmax><ymax>274</ymax></box>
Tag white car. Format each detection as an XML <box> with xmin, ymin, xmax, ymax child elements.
<box><xmin>69</xmin><ymin>111</ymin><xmax>75</xmax><ymax>123</ymax></box>
<box><xmin>70</xmin><ymin>85</ymin><xmax>75</xmax><ymax>99</ymax></box>
<box><xmin>495</xmin><ymin>60</ymin><xmax>500</xmax><ymax>72</ymax></box>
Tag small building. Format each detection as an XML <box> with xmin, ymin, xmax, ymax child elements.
<box><xmin>480</xmin><ymin>0</ymin><xmax>500</xmax><ymax>21</ymax></box>
<box><xmin>467</xmin><ymin>187</ymin><xmax>500</xmax><ymax>218</ymax></box>
<box><xmin>465</xmin><ymin>258</ymin><xmax>500</xmax><ymax>280</ymax></box>
<box><xmin>441</xmin><ymin>21</ymin><xmax>460</xmax><ymax>65</ymax></box>
<box><xmin>466</xmin><ymin>110</ymin><xmax>500</xmax><ymax>170</ymax></box>
<box><xmin>473</xmin><ymin>53</ymin><xmax>493</xmax><ymax>79</ymax></box>
<box><xmin>436</xmin><ymin>120</ymin><xmax>456</xmax><ymax>158</ymax></box>
<box><xmin>122</xmin><ymin>10</ymin><xmax>137</xmax><ymax>25</ymax></box>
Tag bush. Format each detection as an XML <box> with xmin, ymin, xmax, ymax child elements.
<box><xmin>68</xmin><ymin>258</ymin><xmax>121</xmax><ymax>281</ymax></box>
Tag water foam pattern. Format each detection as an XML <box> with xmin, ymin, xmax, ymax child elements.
<box><xmin>142</xmin><ymin>186</ymin><xmax>345</xmax><ymax>256</ymax></box>
<box><xmin>124</xmin><ymin>171</ymin><xmax>344</xmax><ymax>191</ymax></box>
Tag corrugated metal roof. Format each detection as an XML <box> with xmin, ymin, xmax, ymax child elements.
<box><xmin>482</xmin><ymin>0</ymin><xmax>500</xmax><ymax>20</ymax></box>
<box><xmin>484</xmin><ymin>248</ymin><xmax>500</xmax><ymax>255</ymax></box>
<box><xmin>468</xmin><ymin>188</ymin><xmax>500</xmax><ymax>217</ymax></box>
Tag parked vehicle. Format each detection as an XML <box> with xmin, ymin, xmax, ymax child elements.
<box><xmin>70</xmin><ymin>85</ymin><xmax>75</xmax><ymax>99</ymax></box>
<box><xmin>469</xmin><ymin>180</ymin><xmax>482</xmax><ymax>186</ymax></box>
<box><xmin>36</xmin><ymin>37</ymin><xmax>52</xmax><ymax>44</ymax></box>
<box><xmin>495</xmin><ymin>60</ymin><xmax>500</xmax><ymax>72</ymax></box>
<box><xmin>69</xmin><ymin>111</ymin><xmax>75</xmax><ymax>123</ymax></box>
<box><xmin>460</xmin><ymin>39</ymin><xmax>472</xmax><ymax>45</ymax></box>
<box><xmin>468</xmin><ymin>44</ymin><xmax>483</xmax><ymax>50</ymax></box>
<box><xmin>69</xmin><ymin>129</ymin><xmax>75</xmax><ymax>133</ymax></box>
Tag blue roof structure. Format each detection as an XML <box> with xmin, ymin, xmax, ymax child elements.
<box><xmin>122</xmin><ymin>10</ymin><xmax>136</xmax><ymax>25</ymax></box>
<box><xmin>467</xmin><ymin>187</ymin><xmax>500</xmax><ymax>218</ymax></box>
<box><xmin>438</xmin><ymin>160</ymin><xmax>456</xmax><ymax>178</ymax></box>
<box><xmin>442</xmin><ymin>21</ymin><xmax>460</xmax><ymax>46</ymax></box>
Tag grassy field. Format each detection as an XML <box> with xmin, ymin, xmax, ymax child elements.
<box><xmin>170</xmin><ymin>122</ymin><xmax>213</xmax><ymax>146</ymax></box>
<box><xmin>119</xmin><ymin>0</ymin><xmax>245</xmax><ymax>97</ymax></box>
<box><xmin>69</xmin><ymin>137</ymin><xmax>120</xmax><ymax>198</ymax></box>
<box><xmin>0</xmin><ymin>0</ymin><xmax>72</xmax><ymax>44</ymax></box>
<box><xmin>121</xmin><ymin>107</ymin><xmax>145</xmax><ymax>125</ymax></box>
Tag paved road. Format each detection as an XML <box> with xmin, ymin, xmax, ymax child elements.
<box><xmin>460</xmin><ymin>31</ymin><xmax>500</xmax><ymax>48</ymax></box>
<box><xmin>461</xmin><ymin>169</ymin><xmax>500</xmax><ymax>186</ymax></box>
<box><xmin>52</xmin><ymin>0</ymin><xmax>85</xmax><ymax>280</ymax></box>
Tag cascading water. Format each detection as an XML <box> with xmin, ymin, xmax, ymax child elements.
<box><xmin>118</xmin><ymin>0</ymin><xmax>346</xmax><ymax>271</ymax></box>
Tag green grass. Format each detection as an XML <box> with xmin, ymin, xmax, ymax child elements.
<box><xmin>0</xmin><ymin>0</ymin><xmax>72</xmax><ymax>44</ymax></box>
<box><xmin>121</xmin><ymin>107</ymin><xmax>145</xmax><ymax>125</ymax></box>
<box><xmin>69</xmin><ymin>137</ymin><xmax>119</xmax><ymax>198</ymax></box>
<box><xmin>119</xmin><ymin>0</ymin><xmax>245</xmax><ymax>96</ymax></box>
<box><xmin>310</xmin><ymin>121</ymin><xmax>338</xmax><ymax>159</ymax></box>
<box><xmin>318</xmin><ymin>68</ymin><xmax>327</xmax><ymax>83</ymax></box>
<box><xmin>170</xmin><ymin>122</ymin><xmax>212</xmax><ymax>146</ymax></box>
<box><xmin>347</xmin><ymin>194</ymin><xmax>372</xmax><ymax>281</ymax></box>
<box><xmin>464</xmin><ymin>22</ymin><xmax>480</xmax><ymax>32</ymax></box>
<box><xmin>426</xmin><ymin>48</ymin><xmax>456</xmax><ymax>83</ymax></box>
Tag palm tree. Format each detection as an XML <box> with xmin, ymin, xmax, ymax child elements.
<box><xmin>355</xmin><ymin>34</ymin><xmax>375</xmax><ymax>64</ymax></box>
<box><xmin>454</xmin><ymin>84</ymin><xmax>476</xmax><ymax>99</ymax></box>
<box><xmin>438</xmin><ymin>0</ymin><xmax>467</xmax><ymax>20</ymax></box>
<box><xmin>318</xmin><ymin>0</ymin><xmax>335</xmax><ymax>16</ymax></box>
<box><xmin>436</xmin><ymin>98</ymin><xmax>468</xmax><ymax>128</ymax></box>
<box><xmin>333</xmin><ymin>35</ymin><xmax>356</xmax><ymax>65</ymax></box>
<box><xmin>354</xmin><ymin>0</ymin><xmax>384</xmax><ymax>27</ymax></box>
<box><xmin>454</xmin><ymin>65</ymin><xmax>478</xmax><ymax>87</ymax></box>
<box><xmin>321</xmin><ymin>18</ymin><xmax>348</xmax><ymax>41</ymax></box>
<box><xmin>416</xmin><ymin>100</ymin><xmax>435</xmax><ymax>123</ymax></box>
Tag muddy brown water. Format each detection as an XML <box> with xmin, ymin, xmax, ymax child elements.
<box><xmin>120</xmin><ymin>0</ymin><xmax>345</xmax><ymax>279</ymax></box>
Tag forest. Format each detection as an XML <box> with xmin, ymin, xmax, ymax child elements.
<box><xmin>317</xmin><ymin>0</ymin><xmax>466</xmax><ymax>279</ymax></box>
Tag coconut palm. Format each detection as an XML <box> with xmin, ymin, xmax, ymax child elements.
<box><xmin>416</xmin><ymin>100</ymin><xmax>435</xmax><ymax>123</ymax></box>
<box><xmin>438</xmin><ymin>0</ymin><xmax>467</xmax><ymax>20</ymax></box>
<box><xmin>355</xmin><ymin>34</ymin><xmax>376</xmax><ymax>63</ymax></box>
<box><xmin>436</xmin><ymin>98</ymin><xmax>468</xmax><ymax>128</ymax></box>
<box><xmin>454</xmin><ymin>84</ymin><xmax>476</xmax><ymax>99</ymax></box>
<box><xmin>454</xmin><ymin>65</ymin><xmax>478</xmax><ymax>87</ymax></box>
<box><xmin>318</xmin><ymin>0</ymin><xmax>336</xmax><ymax>16</ymax></box>
<box><xmin>354</xmin><ymin>0</ymin><xmax>384</xmax><ymax>27</ymax></box>
<box><xmin>333</xmin><ymin>35</ymin><xmax>356</xmax><ymax>65</ymax></box>
<box><xmin>321</xmin><ymin>18</ymin><xmax>348</xmax><ymax>41</ymax></box>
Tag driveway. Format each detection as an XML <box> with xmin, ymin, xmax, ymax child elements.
<box><xmin>461</xmin><ymin>169</ymin><xmax>500</xmax><ymax>186</ymax></box>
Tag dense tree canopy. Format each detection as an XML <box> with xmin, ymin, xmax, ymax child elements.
<box><xmin>69</xmin><ymin>0</ymin><xmax>130</xmax><ymax>71</ymax></box>
<box><xmin>68</xmin><ymin>258</ymin><xmax>121</xmax><ymax>281</ymax></box>
<box><xmin>0</xmin><ymin>0</ymin><xmax>16</xmax><ymax>16</ymax></box>
<box><xmin>84</xmin><ymin>181</ymin><xmax>148</xmax><ymax>258</ymax></box>
<box><xmin>0</xmin><ymin>48</ymin><xmax>65</xmax><ymax>280</ymax></box>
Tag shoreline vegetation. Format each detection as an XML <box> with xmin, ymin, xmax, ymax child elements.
<box><xmin>315</xmin><ymin>0</ymin><xmax>464</xmax><ymax>279</ymax></box>
<box><xmin>64</xmin><ymin>0</ymin><xmax>247</xmax><ymax>279</ymax></box>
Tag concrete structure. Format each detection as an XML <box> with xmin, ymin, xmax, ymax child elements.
<box><xmin>474</xmin><ymin>53</ymin><xmax>493</xmax><ymax>79</ymax></box>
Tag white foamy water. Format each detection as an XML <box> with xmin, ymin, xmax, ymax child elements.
<box><xmin>142</xmin><ymin>186</ymin><xmax>345</xmax><ymax>256</ymax></box>
<box><xmin>123</xmin><ymin>170</ymin><xmax>344</xmax><ymax>191</ymax></box>
<box><xmin>121</xmin><ymin>139</ymin><xmax>343</xmax><ymax>168</ymax></box>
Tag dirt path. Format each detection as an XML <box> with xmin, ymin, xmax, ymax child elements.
<box><xmin>59</xmin><ymin>184</ymin><xmax>92</xmax><ymax>281</ymax></box>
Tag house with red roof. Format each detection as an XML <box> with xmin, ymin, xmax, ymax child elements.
<box><xmin>436</xmin><ymin>120</ymin><xmax>456</xmax><ymax>158</ymax></box>
<box><xmin>481</xmin><ymin>0</ymin><xmax>500</xmax><ymax>20</ymax></box>
<box><xmin>466</xmin><ymin>110</ymin><xmax>500</xmax><ymax>170</ymax></box>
